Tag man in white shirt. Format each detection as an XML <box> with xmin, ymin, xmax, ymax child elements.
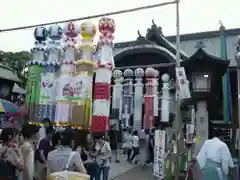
<box><xmin>197</xmin><ymin>131</ymin><xmax>234</xmax><ymax>180</ymax></box>
<box><xmin>129</xmin><ymin>130</ymin><xmax>139</xmax><ymax>164</ymax></box>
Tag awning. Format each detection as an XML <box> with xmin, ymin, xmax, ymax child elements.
<box><xmin>12</xmin><ymin>83</ymin><xmax>26</xmax><ymax>94</ymax></box>
<box><xmin>0</xmin><ymin>64</ymin><xmax>22</xmax><ymax>82</ymax></box>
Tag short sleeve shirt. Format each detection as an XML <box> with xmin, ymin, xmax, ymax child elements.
<box><xmin>95</xmin><ymin>142</ymin><xmax>111</xmax><ymax>167</ymax></box>
<box><xmin>132</xmin><ymin>136</ymin><xmax>139</xmax><ymax>147</ymax></box>
<box><xmin>47</xmin><ymin>147</ymin><xmax>83</xmax><ymax>173</ymax></box>
<box><xmin>38</xmin><ymin>139</ymin><xmax>54</xmax><ymax>161</ymax></box>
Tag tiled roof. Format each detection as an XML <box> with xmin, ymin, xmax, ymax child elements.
<box><xmin>115</xmin><ymin>28</ymin><xmax>240</xmax><ymax>48</ymax></box>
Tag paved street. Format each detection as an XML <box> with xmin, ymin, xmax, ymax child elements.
<box><xmin>109</xmin><ymin>148</ymin><xmax>155</xmax><ymax>180</ymax></box>
<box><xmin>112</xmin><ymin>165</ymin><xmax>154</xmax><ymax>180</ymax></box>
<box><xmin>109</xmin><ymin>150</ymin><xmax>137</xmax><ymax>178</ymax></box>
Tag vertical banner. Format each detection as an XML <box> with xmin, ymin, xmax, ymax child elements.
<box><xmin>153</xmin><ymin>130</ymin><xmax>166</xmax><ymax>179</ymax></box>
<box><xmin>73</xmin><ymin>75</ymin><xmax>92</xmax><ymax>101</ymax></box>
<box><xmin>55</xmin><ymin>76</ymin><xmax>92</xmax><ymax>101</ymax></box>
<box><xmin>40</xmin><ymin>73</ymin><xmax>55</xmax><ymax>103</ymax></box>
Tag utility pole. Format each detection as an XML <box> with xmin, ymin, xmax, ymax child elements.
<box><xmin>235</xmin><ymin>36</ymin><xmax>240</xmax><ymax>153</ymax></box>
<box><xmin>174</xmin><ymin>0</ymin><xmax>182</xmax><ymax>179</ymax></box>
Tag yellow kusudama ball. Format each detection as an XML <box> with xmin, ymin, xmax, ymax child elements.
<box><xmin>80</xmin><ymin>21</ymin><xmax>97</xmax><ymax>40</ymax></box>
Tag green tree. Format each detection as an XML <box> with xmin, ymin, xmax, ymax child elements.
<box><xmin>0</xmin><ymin>51</ymin><xmax>31</xmax><ymax>78</ymax></box>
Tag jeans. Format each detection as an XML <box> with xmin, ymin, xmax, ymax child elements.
<box><xmin>98</xmin><ymin>166</ymin><xmax>110</xmax><ymax>180</ymax></box>
<box><xmin>87</xmin><ymin>162</ymin><xmax>100</xmax><ymax>180</ymax></box>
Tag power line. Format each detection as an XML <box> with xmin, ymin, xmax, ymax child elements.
<box><xmin>0</xmin><ymin>1</ymin><xmax>176</xmax><ymax>33</ymax></box>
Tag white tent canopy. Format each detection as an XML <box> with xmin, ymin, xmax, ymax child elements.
<box><xmin>12</xmin><ymin>83</ymin><xmax>26</xmax><ymax>94</ymax></box>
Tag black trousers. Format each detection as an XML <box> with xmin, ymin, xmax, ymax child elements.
<box><xmin>130</xmin><ymin>147</ymin><xmax>139</xmax><ymax>162</ymax></box>
<box><xmin>127</xmin><ymin>148</ymin><xmax>132</xmax><ymax>161</ymax></box>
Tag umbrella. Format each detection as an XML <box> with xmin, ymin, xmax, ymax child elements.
<box><xmin>0</xmin><ymin>99</ymin><xmax>26</xmax><ymax>117</ymax></box>
<box><xmin>0</xmin><ymin>98</ymin><xmax>19</xmax><ymax>113</ymax></box>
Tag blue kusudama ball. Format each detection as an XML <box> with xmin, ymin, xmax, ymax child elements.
<box><xmin>34</xmin><ymin>27</ymin><xmax>48</xmax><ymax>42</ymax></box>
<box><xmin>48</xmin><ymin>24</ymin><xmax>63</xmax><ymax>41</ymax></box>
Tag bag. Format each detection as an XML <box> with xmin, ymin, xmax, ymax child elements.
<box><xmin>97</xmin><ymin>143</ymin><xmax>110</xmax><ymax>167</ymax></box>
<box><xmin>47</xmin><ymin>152</ymin><xmax>90</xmax><ymax>180</ymax></box>
<box><xmin>0</xmin><ymin>148</ymin><xmax>17</xmax><ymax>180</ymax></box>
<box><xmin>89</xmin><ymin>142</ymin><xmax>104</xmax><ymax>161</ymax></box>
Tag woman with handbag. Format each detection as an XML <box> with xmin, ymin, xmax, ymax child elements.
<box><xmin>0</xmin><ymin>127</ymin><xmax>24</xmax><ymax>180</ymax></box>
<box><xmin>90</xmin><ymin>134</ymin><xmax>111</xmax><ymax>180</ymax></box>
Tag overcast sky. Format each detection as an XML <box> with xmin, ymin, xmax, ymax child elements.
<box><xmin>0</xmin><ymin>0</ymin><xmax>239</xmax><ymax>52</ymax></box>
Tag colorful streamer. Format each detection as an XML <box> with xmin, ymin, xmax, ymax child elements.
<box><xmin>220</xmin><ymin>24</ymin><xmax>232</xmax><ymax>124</ymax></box>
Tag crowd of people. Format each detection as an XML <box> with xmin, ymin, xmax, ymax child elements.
<box><xmin>0</xmin><ymin>117</ymin><xmax>157</xmax><ymax>180</ymax></box>
<box><xmin>0</xmin><ymin>117</ymin><xmax>237</xmax><ymax>180</ymax></box>
<box><xmin>0</xmin><ymin>118</ymin><xmax>113</xmax><ymax>180</ymax></box>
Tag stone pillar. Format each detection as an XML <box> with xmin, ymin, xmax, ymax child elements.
<box><xmin>194</xmin><ymin>101</ymin><xmax>208</xmax><ymax>155</ymax></box>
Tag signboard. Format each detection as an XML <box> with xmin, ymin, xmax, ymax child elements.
<box><xmin>40</xmin><ymin>73</ymin><xmax>55</xmax><ymax>103</ymax></box>
<box><xmin>153</xmin><ymin>130</ymin><xmax>166</xmax><ymax>179</ymax></box>
<box><xmin>175</xmin><ymin>67</ymin><xmax>191</xmax><ymax>99</ymax></box>
<box><xmin>186</xmin><ymin>124</ymin><xmax>194</xmax><ymax>144</ymax></box>
<box><xmin>56</xmin><ymin>76</ymin><xmax>92</xmax><ymax>101</ymax></box>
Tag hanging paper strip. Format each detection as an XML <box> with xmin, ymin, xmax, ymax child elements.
<box><xmin>153</xmin><ymin>78</ymin><xmax>159</xmax><ymax>117</ymax></box>
<box><xmin>220</xmin><ymin>24</ymin><xmax>232</xmax><ymax>124</ymax></box>
<box><xmin>111</xmin><ymin>71</ymin><xmax>123</xmax><ymax>121</ymax></box>
<box><xmin>39</xmin><ymin>71</ymin><xmax>56</xmax><ymax>120</ymax></box>
<box><xmin>133</xmin><ymin>78</ymin><xmax>143</xmax><ymax>133</ymax></box>
<box><xmin>92</xmin><ymin>18</ymin><xmax>115</xmax><ymax>132</ymax></box>
<box><xmin>27</xmin><ymin>26</ymin><xmax>47</xmax><ymax>122</ymax></box>
<box><xmin>144</xmin><ymin>77</ymin><xmax>154</xmax><ymax>129</ymax></box>
<box><xmin>122</xmin><ymin>79</ymin><xmax>133</xmax><ymax>127</ymax></box>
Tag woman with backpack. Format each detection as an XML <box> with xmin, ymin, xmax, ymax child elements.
<box><xmin>0</xmin><ymin>127</ymin><xmax>24</xmax><ymax>180</ymax></box>
<box><xmin>46</xmin><ymin>130</ymin><xmax>87</xmax><ymax>176</ymax></box>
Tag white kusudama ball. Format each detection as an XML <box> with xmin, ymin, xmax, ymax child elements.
<box><xmin>161</xmin><ymin>73</ymin><xmax>170</xmax><ymax>83</ymax></box>
<box><xmin>134</xmin><ymin>68</ymin><xmax>144</xmax><ymax>78</ymax></box>
<box><xmin>123</xmin><ymin>69</ymin><xmax>134</xmax><ymax>78</ymax></box>
<box><xmin>113</xmin><ymin>70</ymin><xmax>122</xmax><ymax>79</ymax></box>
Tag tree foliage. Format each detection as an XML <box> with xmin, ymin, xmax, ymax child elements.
<box><xmin>0</xmin><ymin>51</ymin><xmax>31</xmax><ymax>78</ymax></box>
